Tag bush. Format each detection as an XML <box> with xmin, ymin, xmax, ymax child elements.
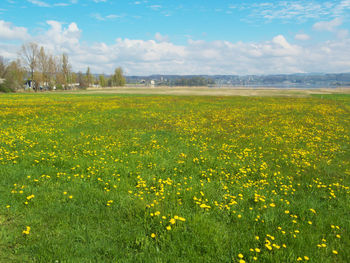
<box><xmin>0</xmin><ymin>82</ymin><xmax>14</xmax><ymax>93</ymax></box>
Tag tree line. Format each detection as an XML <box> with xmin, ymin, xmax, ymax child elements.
<box><xmin>0</xmin><ymin>42</ymin><xmax>125</xmax><ymax>93</ymax></box>
<box><xmin>171</xmin><ymin>77</ymin><xmax>215</xmax><ymax>86</ymax></box>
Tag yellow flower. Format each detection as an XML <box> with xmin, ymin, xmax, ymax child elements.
<box><xmin>239</xmin><ymin>260</ymin><xmax>245</xmax><ymax>263</ymax></box>
<box><xmin>22</xmin><ymin>226</ymin><xmax>31</xmax><ymax>235</ymax></box>
<box><xmin>332</xmin><ymin>250</ymin><xmax>338</xmax><ymax>255</ymax></box>
<box><xmin>166</xmin><ymin>225</ymin><xmax>171</xmax><ymax>231</ymax></box>
<box><xmin>169</xmin><ymin>218</ymin><xmax>176</xmax><ymax>224</ymax></box>
<box><xmin>309</xmin><ymin>208</ymin><xmax>316</xmax><ymax>214</ymax></box>
<box><xmin>178</xmin><ymin>217</ymin><xmax>186</xmax><ymax>222</ymax></box>
<box><xmin>69</xmin><ymin>195</ymin><xmax>73</xmax><ymax>199</ymax></box>
<box><xmin>26</xmin><ymin>194</ymin><xmax>35</xmax><ymax>200</ymax></box>
<box><xmin>151</xmin><ymin>233</ymin><xmax>156</xmax><ymax>238</ymax></box>
<box><xmin>304</xmin><ymin>256</ymin><xmax>309</xmax><ymax>261</ymax></box>
<box><xmin>255</xmin><ymin>248</ymin><xmax>260</xmax><ymax>253</ymax></box>
<box><xmin>238</xmin><ymin>253</ymin><xmax>244</xmax><ymax>258</ymax></box>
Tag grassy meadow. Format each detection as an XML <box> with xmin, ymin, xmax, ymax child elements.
<box><xmin>0</xmin><ymin>93</ymin><xmax>349</xmax><ymax>262</ymax></box>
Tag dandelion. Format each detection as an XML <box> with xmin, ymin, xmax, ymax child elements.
<box><xmin>151</xmin><ymin>233</ymin><xmax>156</xmax><ymax>238</ymax></box>
<box><xmin>26</xmin><ymin>194</ymin><xmax>35</xmax><ymax>200</ymax></box>
<box><xmin>332</xmin><ymin>250</ymin><xmax>338</xmax><ymax>255</ymax></box>
<box><xmin>22</xmin><ymin>226</ymin><xmax>31</xmax><ymax>235</ymax></box>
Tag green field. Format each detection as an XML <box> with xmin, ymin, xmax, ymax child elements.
<box><xmin>0</xmin><ymin>93</ymin><xmax>349</xmax><ymax>262</ymax></box>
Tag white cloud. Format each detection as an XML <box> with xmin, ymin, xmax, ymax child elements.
<box><xmin>27</xmin><ymin>0</ymin><xmax>78</xmax><ymax>7</ymax></box>
<box><xmin>27</xmin><ymin>0</ymin><xmax>50</xmax><ymax>7</ymax></box>
<box><xmin>1</xmin><ymin>20</ymin><xmax>350</xmax><ymax>75</ymax></box>
<box><xmin>54</xmin><ymin>3</ymin><xmax>70</xmax><ymax>7</ymax></box>
<box><xmin>313</xmin><ymin>18</ymin><xmax>343</xmax><ymax>31</ymax></box>
<box><xmin>155</xmin><ymin>33</ymin><xmax>169</xmax><ymax>42</ymax></box>
<box><xmin>0</xmin><ymin>20</ymin><xmax>29</xmax><ymax>40</ymax></box>
<box><xmin>295</xmin><ymin>34</ymin><xmax>310</xmax><ymax>41</ymax></box>
<box><xmin>91</xmin><ymin>13</ymin><xmax>122</xmax><ymax>21</ymax></box>
<box><xmin>337</xmin><ymin>29</ymin><xmax>349</xmax><ymax>38</ymax></box>
<box><xmin>149</xmin><ymin>5</ymin><xmax>162</xmax><ymax>10</ymax></box>
<box><xmin>245</xmin><ymin>1</ymin><xmax>350</xmax><ymax>23</ymax></box>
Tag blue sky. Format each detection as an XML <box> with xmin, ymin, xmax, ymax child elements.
<box><xmin>0</xmin><ymin>0</ymin><xmax>350</xmax><ymax>75</ymax></box>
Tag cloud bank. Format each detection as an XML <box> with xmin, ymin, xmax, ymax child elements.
<box><xmin>0</xmin><ymin>20</ymin><xmax>350</xmax><ymax>75</ymax></box>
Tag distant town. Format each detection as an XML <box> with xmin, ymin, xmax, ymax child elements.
<box><xmin>126</xmin><ymin>73</ymin><xmax>350</xmax><ymax>88</ymax></box>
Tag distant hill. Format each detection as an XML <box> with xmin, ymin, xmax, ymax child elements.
<box><xmin>125</xmin><ymin>73</ymin><xmax>350</xmax><ymax>87</ymax></box>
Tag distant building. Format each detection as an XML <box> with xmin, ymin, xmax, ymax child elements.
<box><xmin>0</xmin><ymin>78</ymin><xmax>5</xmax><ymax>84</ymax></box>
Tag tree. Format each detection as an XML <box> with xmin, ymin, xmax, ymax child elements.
<box><xmin>47</xmin><ymin>55</ymin><xmax>58</xmax><ymax>89</ymax></box>
<box><xmin>61</xmin><ymin>53</ymin><xmax>71</xmax><ymax>87</ymax></box>
<box><xmin>111</xmin><ymin>67</ymin><xmax>126</xmax><ymax>87</ymax></box>
<box><xmin>85</xmin><ymin>67</ymin><xmax>93</xmax><ymax>87</ymax></box>
<box><xmin>19</xmin><ymin>42</ymin><xmax>39</xmax><ymax>84</ymax></box>
<box><xmin>36</xmin><ymin>46</ymin><xmax>49</xmax><ymax>88</ymax></box>
<box><xmin>77</xmin><ymin>71</ymin><xmax>86</xmax><ymax>88</ymax></box>
<box><xmin>71</xmin><ymin>72</ymin><xmax>77</xmax><ymax>84</ymax></box>
<box><xmin>0</xmin><ymin>56</ymin><xmax>8</xmax><ymax>78</ymax></box>
<box><xmin>0</xmin><ymin>60</ymin><xmax>25</xmax><ymax>92</ymax></box>
<box><xmin>99</xmin><ymin>74</ymin><xmax>107</xmax><ymax>87</ymax></box>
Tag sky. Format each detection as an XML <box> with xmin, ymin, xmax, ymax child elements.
<box><xmin>0</xmin><ymin>0</ymin><xmax>350</xmax><ymax>75</ymax></box>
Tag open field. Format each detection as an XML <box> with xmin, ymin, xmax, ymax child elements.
<box><xmin>83</xmin><ymin>86</ymin><xmax>350</xmax><ymax>97</ymax></box>
<box><xmin>0</xmin><ymin>93</ymin><xmax>349</xmax><ymax>262</ymax></box>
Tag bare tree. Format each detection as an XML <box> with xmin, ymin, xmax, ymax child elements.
<box><xmin>47</xmin><ymin>55</ymin><xmax>58</xmax><ymax>88</ymax></box>
<box><xmin>19</xmin><ymin>42</ymin><xmax>39</xmax><ymax>83</ymax></box>
<box><xmin>37</xmin><ymin>46</ymin><xmax>49</xmax><ymax>87</ymax></box>
<box><xmin>0</xmin><ymin>56</ymin><xmax>8</xmax><ymax>78</ymax></box>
